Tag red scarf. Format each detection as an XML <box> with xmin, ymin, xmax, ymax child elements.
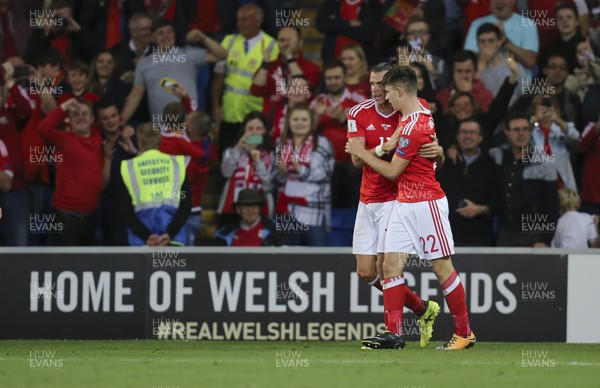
<box><xmin>275</xmin><ymin>136</ymin><xmax>313</xmax><ymax>213</ymax></box>
<box><xmin>539</xmin><ymin>124</ymin><xmax>564</xmax><ymax>189</ymax></box>
<box><xmin>222</xmin><ymin>149</ymin><xmax>273</xmax><ymax>214</ymax></box>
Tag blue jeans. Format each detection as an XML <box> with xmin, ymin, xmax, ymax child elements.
<box><xmin>184</xmin><ymin>212</ymin><xmax>201</xmax><ymax>246</ymax></box>
<box><xmin>1</xmin><ymin>189</ymin><xmax>31</xmax><ymax>246</ymax></box>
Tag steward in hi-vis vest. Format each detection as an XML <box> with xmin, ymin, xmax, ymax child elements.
<box><xmin>120</xmin><ymin>123</ymin><xmax>191</xmax><ymax>246</ymax></box>
<box><xmin>211</xmin><ymin>3</ymin><xmax>279</xmax><ymax>156</ymax></box>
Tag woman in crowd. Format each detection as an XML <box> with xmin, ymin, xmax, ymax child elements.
<box><xmin>274</xmin><ymin>103</ymin><xmax>334</xmax><ymax>246</ymax></box>
<box><xmin>340</xmin><ymin>45</ymin><xmax>370</xmax><ymax>97</ymax></box>
<box><xmin>218</xmin><ymin>111</ymin><xmax>275</xmax><ymax>225</ymax></box>
<box><xmin>565</xmin><ymin>39</ymin><xmax>600</xmax><ymax>102</ymax></box>
<box><xmin>89</xmin><ymin>50</ymin><xmax>131</xmax><ymax>110</ymax></box>
<box><xmin>270</xmin><ymin>75</ymin><xmax>311</xmax><ymax>143</ymax></box>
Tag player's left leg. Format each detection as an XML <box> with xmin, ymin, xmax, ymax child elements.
<box><xmin>431</xmin><ymin>256</ymin><xmax>476</xmax><ymax>350</ymax></box>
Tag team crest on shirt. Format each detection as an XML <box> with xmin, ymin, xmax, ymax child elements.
<box><xmin>347</xmin><ymin>119</ymin><xmax>357</xmax><ymax>133</ymax></box>
<box><xmin>399</xmin><ymin>137</ymin><xmax>410</xmax><ymax>148</ymax></box>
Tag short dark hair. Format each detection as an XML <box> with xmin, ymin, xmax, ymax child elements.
<box><xmin>476</xmin><ymin>23</ymin><xmax>502</xmax><ymax>40</ymax></box>
<box><xmin>36</xmin><ymin>49</ymin><xmax>63</xmax><ymax>69</ymax></box>
<box><xmin>504</xmin><ymin>111</ymin><xmax>530</xmax><ymax>131</ymax></box>
<box><xmin>323</xmin><ymin>60</ymin><xmax>346</xmax><ymax>75</ymax></box>
<box><xmin>94</xmin><ymin>99</ymin><xmax>119</xmax><ymax>115</ymax></box>
<box><xmin>555</xmin><ymin>3</ymin><xmax>578</xmax><ymax>17</ymax></box>
<box><xmin>151</xmin><ymin>17</ymin><xmax>174</xmax><ymax>33</ymax></box>
<box><xmin>381</xmin><ymin>66</ymin><xmax>417</xmax><ymax>95</ymax></box>
<box><xmin>542</xmin><ymin>52</ymin><xmax>568</xmax><ymax>68</ymax></box>
<box><xmin>453</xmin><ymin>50</ymin><xmax>478</xmax><ymax>68</ymax></box>
<box><xmin>235</xmin><ymin>111</ymin><xmax>273</xmax><ymax>151</ymax></box>
<box><xmin>458</xmin><ymin>118</ymin><xmax>481</xmax><ymax>133</ymax></box>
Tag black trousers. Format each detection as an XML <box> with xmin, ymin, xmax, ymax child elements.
<box><xmin>52</xmin><ymin>209</ymin><xmax>94</xmax><ymax>246</ymax></box>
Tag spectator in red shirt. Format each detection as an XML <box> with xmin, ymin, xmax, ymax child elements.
<box><xmin>37</xmin><ymin>98</ymin><xmax>106</xmax><ymax>246</ymax></box>
<box><xmin>579</xmin><ymin>116</ymin><xmax>600</xmax><ymax>215</ymax></box>
<box><xmin>214</xmin><ymin>189</ymin><xmax>278</xmax><ymax>247</ymax></box>
<box><xmin>270</xmin><ymin>75</ymin><xmax>312</xmax><ymax>143</ymax></box>
<box><xmin>435</xmin><ymin>50</ymin><xmax>494</xmax><ymax>114</ymax></box>
<box><xmin>311</xmin><ymin>60</ymin><xmax>366</xmax><ymax>163</ymax></box>
<box><xmin>0</xmin><ymin>60</ymin><xmax>33</xmax><ymax>246</ymax></box>
<box><xmin>183</xmin><ymin>110</ymin><xmax>216</xmax><ymax>245</ymax></box>
<box><xmin>0</xmin><ymin>138</ymin><xmax>12</xmax><ymax>192</ymax></box>
<box><xmin>250</xmin><ymin>26</ymin><xmax>321</xmax><ymax>120</ymax></box>
<box><xmin>57</xmin><ymin>60</ymin><xmax>100</xmax><ymax>107</ymax></box>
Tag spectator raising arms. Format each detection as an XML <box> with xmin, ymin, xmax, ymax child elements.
<box><xmin>37</xmin><ymin>98</ymin><xmax>105</xmax><ymax>246</ymax></box>
<box><xmin>121</xmin><ymin>18</ymin><xmax>226</xmax><ymax>123</ymax></box>
<box><xmin>529</xmin><ymin>95</ymin><xmax>579</xmax><ymax>191</ymax></box>
<box><xmin>275</xmin><ymin>103</ymin><xmax>334</xmax><ymax>247</ymax></box>
<box><xmin>250</xmin><ymin>26</ymin><xmax>320</xmax><ymax>120</ymax></box>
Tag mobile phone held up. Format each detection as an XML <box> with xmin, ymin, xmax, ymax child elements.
<box><xmin>160</xmin><ymin>77</ymin><xmax>179</xmax><ymax>93</ymax></box>
<box><xmin>245</xmin><ymin>135</ymin><xmax>264</xmax><ymax>145</ymax></box>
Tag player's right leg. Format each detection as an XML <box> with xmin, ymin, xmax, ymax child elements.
<box><xmin>353</xmin><ymin>202</ymin><xmax>382</xmax><ymax>290</ymax></box>
<box><xmin>361</xmin><ymin>202</ymin><xmax>411</xmax><ymax>350</ymax></box>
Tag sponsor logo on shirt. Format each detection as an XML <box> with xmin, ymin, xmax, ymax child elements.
<box><xmin>366</xmin><ymin>124</ymin><xmax>376</xmax><ymax>131</ymax></box>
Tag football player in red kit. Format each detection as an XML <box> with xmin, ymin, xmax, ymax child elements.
<box><xmin>346</xmin><ymin>66</ymin><xmax>475</xmax><ymax>350</ymax></box>
<box><xmin>347</xmin><ymin>62</ymin><xmax>443</xmax><ymax>348</ymax></box>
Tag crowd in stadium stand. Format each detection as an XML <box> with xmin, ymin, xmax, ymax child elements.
<box><xmin>0</xmin><ymin>0</ymin><xmax>599</xmax><ymax>248</ymax></box>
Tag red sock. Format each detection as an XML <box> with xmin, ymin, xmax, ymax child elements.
<box><xmin>402</xmin><ymin>275</ymin><xmax>425</xmax><ymax>315</ymax></box>
<box><xmin>383</xmin><ymin>276</ymin><xmax>406</xmax><ymax>335</ymax></box>
<box><xmin>442</xmin><ymin>271</ymin><xmax>471</xmax><ymax>337</ymax></box>
<box><xmin>368</xmin><ymin>275</ymin><xmax>382</xmax><ymax>292</ymax></box>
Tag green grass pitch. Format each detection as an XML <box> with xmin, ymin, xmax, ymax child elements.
<box><xmin>1</xmin><ymin>340</ymin><xmax>599</xmax><ymax>388</ymax></box>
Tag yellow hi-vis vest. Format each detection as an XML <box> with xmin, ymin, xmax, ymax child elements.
<box><xmin>221</xmin><ymin>32</ymin><xmax>279</xmax><ymax>123</ymax></box>
<box><xmin>120</xmin><ymin>149</ymin><xmax>186</xmax><ymax>215</ymax></box>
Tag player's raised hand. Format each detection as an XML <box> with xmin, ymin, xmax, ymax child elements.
<box><xmin>345</xmin><ymin>138</ymin><xmax>365</xmax><ymax>156</ymax></box>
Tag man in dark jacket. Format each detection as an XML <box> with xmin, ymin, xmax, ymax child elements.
<box><xmin>438</xmin><ymin>118</ymin><xmax>497</xmax><ymax>246</ymax></box>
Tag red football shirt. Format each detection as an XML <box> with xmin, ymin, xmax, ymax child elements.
<box><xmin>394</xmin><ymin>108</ymin><xmax>445</xmax><ymax>203</ymax></box>
<box><xmin>311</xmin><ymin>88</ymin><xmax>365</xmax><ymax>162</ymax></box>
<box><xmin>231</xmin><ymin>219</ymin><xmax>266</xmax><ymax>247</ymax></box>
<box><xmin>347</xmin><ymin>99</ymin><xmax>398</xmax><ymax>204</ymax></box>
